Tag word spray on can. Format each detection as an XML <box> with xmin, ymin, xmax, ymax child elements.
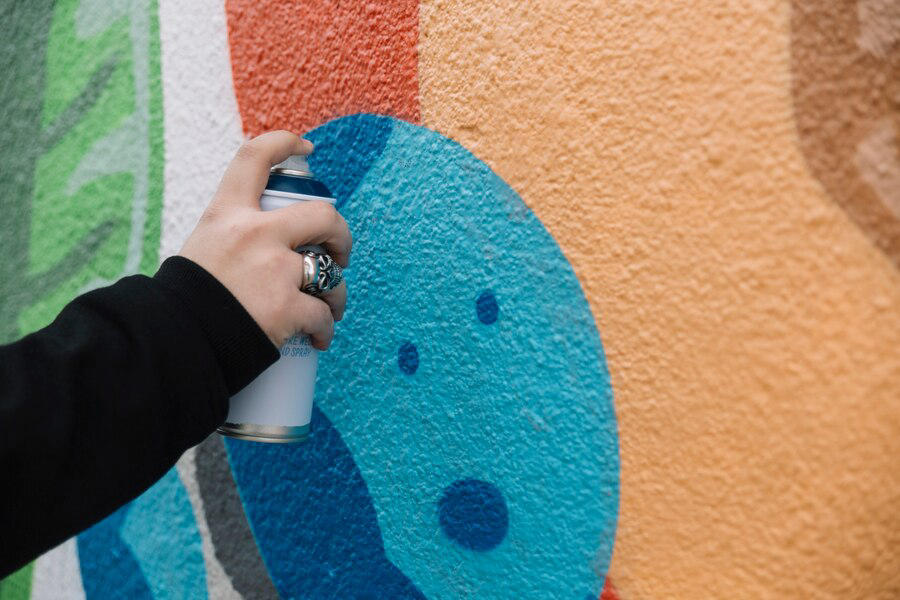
<box><xmin>217</xmin><ymin>153</ymin><xmax>336</xmax><ymax>443</ymax></box>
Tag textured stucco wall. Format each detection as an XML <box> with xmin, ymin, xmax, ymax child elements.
<box><xmin>1</xmin><ymin>0</ymin><xmax>898</xmax><ymax>598</ymax></box>
<box><xmin>418</xmin><ymin>1</ymin><xmax>900</xmax><ymax>597</ymax></box>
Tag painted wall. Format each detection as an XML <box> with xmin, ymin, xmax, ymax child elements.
<box><xmin>0</xmin><ymin>0</ymin><xmax>898</xmax><ymax>598</ymax></box>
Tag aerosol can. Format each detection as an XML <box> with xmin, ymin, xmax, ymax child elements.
<box><xmin>218</xmin><ymin>153</ymin><xmax>336</xmax><ymax>443</ymax></box>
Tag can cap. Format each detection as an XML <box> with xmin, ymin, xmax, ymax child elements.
<box><xmin>272</xmin><ymin>154</ymin><xmax>313</xmax><ymax>177</ymax></box>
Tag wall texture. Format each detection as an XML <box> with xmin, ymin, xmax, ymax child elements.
<box><xmin>0</xmin><ymin>0</ymin><xmax>898</xmax><ymax>598</ymax></box>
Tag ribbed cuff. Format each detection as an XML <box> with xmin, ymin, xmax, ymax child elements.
<box><xmin>153</xmin><ymin>256</ymin><xmax>280</xmax><ymax>395</ymax></box>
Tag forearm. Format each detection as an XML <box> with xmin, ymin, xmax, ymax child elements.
<box><xmin>0</xmin><ymin>257</ymin><xmax>278</xmax><ymax>577</ymax></box>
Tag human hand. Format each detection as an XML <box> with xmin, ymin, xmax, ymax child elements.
<box><xmin>179</xmin><ymin>131</ymin><xmax>351</xmax><ymax>350</ymax></box>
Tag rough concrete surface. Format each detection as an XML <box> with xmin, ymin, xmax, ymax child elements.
<box><xmin>0</xmin><ymin>0</ymin><xmax>897</xmax><ymax>598</ymax></box>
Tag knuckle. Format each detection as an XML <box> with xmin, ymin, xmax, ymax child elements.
<box><xmin>275</xmin><ymin>291</ymin><xmax>296</xmax><ymax>322</ymax></box>
<box><xmin>344</xmin><ymin>227</ymin><xmax>354</xmax><ymax>251</ymax></box>
<box><xmin>218</xmin><ymin>214</ymin><xmax>243</xmax><ymax>237</ymax></box>
<box><xmin>278</xmin><ymin>250</ymin><xmax>300</xmax><ymax>273</ymax></box>
<box><xmin>309</xmin><ymin>200</ymin><xmax>338</xmax><ymax>223</ymax></box>
<box><xmin>316</xmin><ymin>300</ymin><xmax>334</xmax><ymax>327</ymax></box>
<box><xmin>235</xmin><ymin>142</ymin><xmax>263</xmax><ymax>163</ymax></box>
<box><xmin>224</xmin><ymin>220</ymin><xmax>247</xmax><ymax>243</ymax></box>
<box><xmin>331</xmin><ymin>208</ymin><xmax>346</xmax><ymax>230</ymax></box>
<box><xmin>232</xmin><ymin>215</ymin><xmax>266</xmax><ymax>242</ymax></box>
<box><xmin>199</xmin><ymin>206</ymin><xmax>220</xmax><ymax>224</ymax></box>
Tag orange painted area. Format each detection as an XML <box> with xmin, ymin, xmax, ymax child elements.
<box><xmin>225</xmin><ymin>0</ymin><xmax>420</xmax><ymax>135</ymax></box>
<box><xmin>221</xmin><ymin>0</ymin><xmax>900</xmax><ymax>596</ymax></box>
<box><xmin>418</xmin><ymin>0</ymin><xmax>900</xmax><ymax>597</ymax></box>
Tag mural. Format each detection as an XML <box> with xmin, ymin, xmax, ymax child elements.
<box><xmin>0</xmin><ymin>0</ymin><xmax>162</xmax><ymax>343</ymax></box>
<box><xmin>791</xmin><ymin>0</ymin><xmax>900</xmax><ymax>266</ymax></box>
<box><xmin>2</xmin><ymin>0</ymin><xmax>900</xmax><ymax>599</ymax></box>
<box><xmin>71</xmin><ymin>115</ymin><xmax>620</xmax><ymax>599</ymax></box>
<box><xmin>223</xmin><ymin>116</ymin><xmax>618</xmax><ymax>599</ymax></box>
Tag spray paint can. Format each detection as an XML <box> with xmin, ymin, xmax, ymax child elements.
<box><xmin>217</xmin><ymin>154</ymin><xmax>336</xmax><ymax>443</ymax></box>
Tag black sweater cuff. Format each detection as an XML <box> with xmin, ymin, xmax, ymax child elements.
<box><xmin>153</xmin><ymin>256</ymin><xmax>280</xmax><ymax>395</ymax></box>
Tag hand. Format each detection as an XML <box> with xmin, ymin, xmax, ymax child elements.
<box><xmin>179</xmin><ymin>131</ymin><xmax>352</xmax><ymax>350</ymax></box>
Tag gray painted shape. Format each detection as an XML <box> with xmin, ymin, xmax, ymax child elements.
<box><xmin>195</xmin><ymin>435</ymin><xmax>279</xmax><ymax>600</ymax></box>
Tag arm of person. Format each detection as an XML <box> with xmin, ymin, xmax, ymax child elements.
<box><xmin>0</xmin><ymin>256</ymin><xmax>278</xmax><ymax>577</ymax></box>
<box><xmin>0</xmin><ymin>131</ymin><xmax>352</xmax><ymax>578</ymax></box>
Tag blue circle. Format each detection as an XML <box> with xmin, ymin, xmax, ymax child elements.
<box><xmin>231</xmin><ymin>115</ymin><xmax>619</xmax><ymax>599</ymax></box>
<box><xmin>476</xmin><ymin>290</ymin><xmax>499</xmax><ymax>324</ymax></box>
<box><xmin>438</xmin><ymin>479</ymin><xmax>509</xmax><ymax>551</ymax></box>
<box><xmin>398</xmin><ymin>341</ymin><xmax>419</xmax><ymax>375</ymax></box>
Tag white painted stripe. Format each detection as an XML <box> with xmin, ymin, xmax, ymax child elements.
<box><xmin>175</xmin><ymin>446</ymin><xmax>243</xmax><ymax>600</ymax></box>
<box><xmin>159</xmin><ymin>1</ymin><xmax>245</xmax><ymax>596</ymax></box>
<box><xmin>30</xmin><ymin>538</ymin><xmax>86</xmax><ymax>600</ymax></box>
<box><xmin>158</xmin><ymin>0</ymin><xmax>245</xmax><ymax>263</ymax></box>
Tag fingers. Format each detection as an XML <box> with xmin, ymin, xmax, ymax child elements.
<box><xmin>266</xmin><ymin>201</ymin><xmax>353</xmax><ymax>267</ymax></box>
<box><xmin>292</xmin><ymin>292</ymin><xmax>335</xmax><ymax>350</ymax></box>
<box><xmin>214</xmin><ymin>131</ymin><xmax>313</xmax><ymax>208</ymax></box>
<box><xmin>316</xmin><ymin>280</ymin><xmax>347</xmax><ymax>322</ymax></box>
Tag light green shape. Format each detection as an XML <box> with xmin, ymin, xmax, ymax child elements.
<box><xmin>0</xmin><ymin>563</ymin><xmax>33</xmax><ymax>600</ymax></box>
<box><xmin>19</xmin><ymin>0</ymin><xmax>163</xmax><ymax>335</ymax></box>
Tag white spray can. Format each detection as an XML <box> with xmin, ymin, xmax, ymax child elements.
<box><xmin>217</xmin><ymin>154</ymin><xmax>336</xmax><ymax>443</ymax></box>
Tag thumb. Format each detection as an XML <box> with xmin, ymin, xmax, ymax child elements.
<box><xmin>213</xmin><ymin>131</ymin><xmax>313</xmax><ymax>209</ymax></box>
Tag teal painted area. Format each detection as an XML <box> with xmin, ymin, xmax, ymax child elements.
<box><xmin>227</xmin><ymin>116</ymin><xmax>618</xmax><ymax>598</ymax></box>
<box><xmin>78</xmin><ymin>468</ymin><xmax>205</xmax><ymax>599</ymax></box>
<box><xmin>314</xmin><ymin>118</ymin><xmax>619</xmax><ymax>597</ymax></box>
<box><xmin>320</xmin><ymin>116</ymin><xmax>618</xmax><ymax>597</ymax></box>
<box><xmin>121</xmin><ymin>469</ymin><xmax>208</xmax><ymax>600</ymax></box>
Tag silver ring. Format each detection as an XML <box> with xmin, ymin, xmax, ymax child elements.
<box><xmin>299</xmin><ymin>250</ymin><xmax>343</xmax><ymax>296</ymax></box>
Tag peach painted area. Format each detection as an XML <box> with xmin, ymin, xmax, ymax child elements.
<box><xmin>418</xmin><ymin>0</ymin><xmax>900</xmax><ymax>598</ymax></box>
<box><xmin>225</xmin><ymin>0</ymin><xmax>420</xmax><ymax>135</ymax></box>
<box><xmin>221</xmin><ymin>0</ymin><xmax>900</xmax><ymax>595</ymax></box>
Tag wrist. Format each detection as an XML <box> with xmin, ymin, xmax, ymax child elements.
<box><xmin>154</xmin><ymin>256</ymin><xmax>280</xmax><ymax>394</ymax></box>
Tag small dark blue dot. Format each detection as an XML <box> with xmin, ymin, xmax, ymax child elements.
<box><xmin>438</xmin><ymin>479</ymin><xmax>508</xmax><ymax>551</ymax></box>
<box><xmin>398</xmin><ymin>341</ymin><xmax>418</xmax><ymax>375</ymax></box>
<box><xmin>476</xmin><ymin>290</ymin><xmax>499</xmax><ymax>324</ymax></box>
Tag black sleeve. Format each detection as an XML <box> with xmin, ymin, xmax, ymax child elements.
<box><xmin>0</xmin><ymin>256</ymin><xmax>279</xmax><ymax>578</ymax></box>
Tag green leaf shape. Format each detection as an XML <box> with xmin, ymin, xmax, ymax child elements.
<box><xmin>17</xmin><ymin>0</ymin><xmax>163</xmax><ymax>336</ymax></box>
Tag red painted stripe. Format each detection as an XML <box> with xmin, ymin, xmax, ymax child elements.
<box><xmin>226</xmin><ymin>0</ymin><xmax>420</xmax><ymax>135</ymax></box>
<box><xmin>601</xmin><ymin>578</ymin><xmax>621</xmax><ymax>600</ymax></box>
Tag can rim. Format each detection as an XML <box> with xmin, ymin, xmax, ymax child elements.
<box><xmin>217</xmin><ymin>422</ymin><xmax>310</xmax><ymax>444</ymax></box>
<box><xmin>271</xmin><ymin>167</ymin><xmax>313</xmax><ymax>177</ymax></box>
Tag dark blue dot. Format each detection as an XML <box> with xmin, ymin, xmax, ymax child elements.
<box><xmin>438</xmin><ymin>479</ymin><xmax>508</xmax><ymax>551</ymax></box>
<box><xmin>398</xmin><ymin>341</ymin><xmax>418</xmax><ymax>375</ymax></box>
<box><xmin>476</xmin><ymin>290</ymin><xmax>499</xmax><ymax>324</ymax></box>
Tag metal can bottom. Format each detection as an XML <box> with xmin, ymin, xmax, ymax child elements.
<box><xmin>217</xmin><ymin>422</ymin><xmax>310</xmax><ymax>444</ymax></box>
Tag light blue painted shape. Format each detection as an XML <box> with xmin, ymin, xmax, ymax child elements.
<box><xmin>309</xmin><ymin>116</ymin><xmax>619</xmax><ymax>598</ymax></box>
<box><xmin>78</xmin><ymin>468</ymin><xmax>206</xmax><ymax>599</ymax></box>
<box><xmin>120</xmin><ymin>469</ymin><xmax>207</xmax><ymax>599</ymax></box>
